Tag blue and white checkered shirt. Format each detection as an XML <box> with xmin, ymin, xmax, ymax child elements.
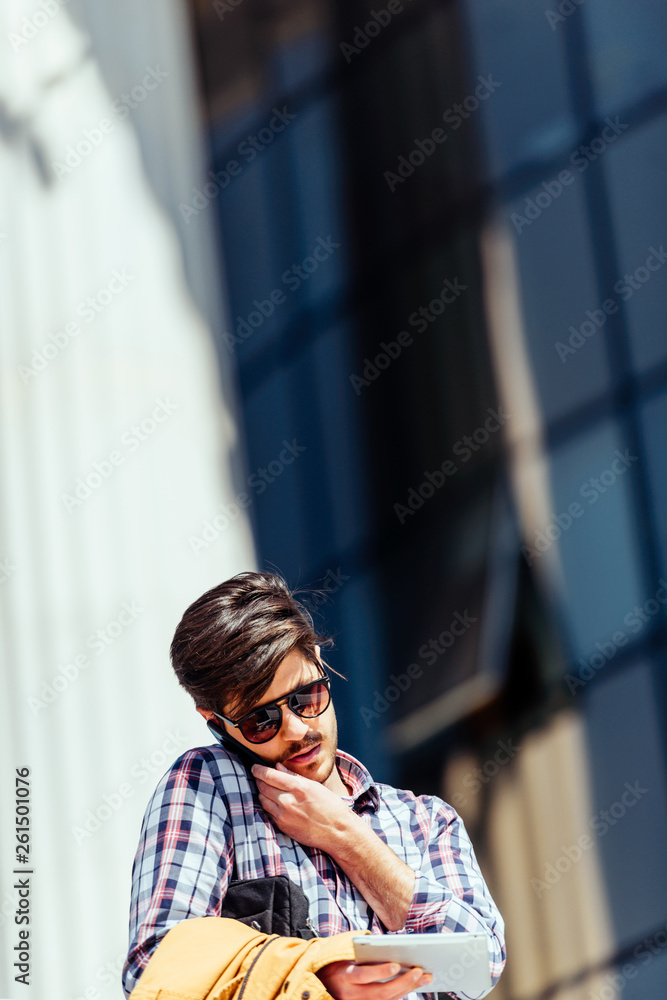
<box><xmin>122</xmin><ymin>745</ymin><xmax>505</xmax><ymax>999</ymax></box>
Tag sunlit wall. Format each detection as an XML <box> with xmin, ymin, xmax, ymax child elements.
<box><xmin>0</xmin><ymin>1</ymin><xmax>255</xmax><ymax>998</ymax></box>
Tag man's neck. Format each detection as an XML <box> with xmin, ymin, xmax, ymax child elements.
<box><xmin>324</xmin><ymin>762</ymin><xmax>352</xmax><ymax>797</ymax></box>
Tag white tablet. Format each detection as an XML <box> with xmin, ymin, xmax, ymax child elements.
<box><xmin>352</xmin><ymin>931</ymin><xmax>492</xmax><ymax>995</ymax></box>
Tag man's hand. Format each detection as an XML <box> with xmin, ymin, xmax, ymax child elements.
<box><xmin>316</xmin><ymin>961</ymin><xmax>433</xmax><ymax>1000</ymax></box>
<box><xmin>251</xmin><ymin>762</ymin><xmax>351</xmax><ymax>851</ymax></box>
<box><xmin>252</xmin><ymin>761</ymin><xmax>417</xmax><ymax>931</ymax></box>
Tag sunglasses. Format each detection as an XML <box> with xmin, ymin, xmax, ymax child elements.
<box><xmin>213</xmin><ymin>668</ymin><xmax>331</xmax><ymax>744</ymax></box>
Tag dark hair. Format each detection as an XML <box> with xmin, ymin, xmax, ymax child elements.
<box><xmin>170</xmin><ymin>570</ymin><xmax>334</xmax><ymax>718</ymax></box>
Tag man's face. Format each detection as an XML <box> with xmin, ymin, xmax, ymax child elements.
<box><xmin>198</xmin><ymin>648</ymin><xmax>340</xmax><ymax>787</ymax></box>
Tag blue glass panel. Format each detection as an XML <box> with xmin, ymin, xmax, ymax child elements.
<box><xmin>640</xmin><ymin>391</ymin><xmax>667</xmax><ymax>591</ymax></box>
<box><xmin>309</xmin><ymin>322</ymin><xmax>373</xmax><ymax>554</ymax></box>
<box><xmin>548</xmin><ymin>421</ymin><xmax>644</xmax><ymax>659</ymax></box>
<box><xmin>217</xmin><ymin>94</ymin><xmax>347</xmax><ymax>367</ymax></box>
<box><xmin>604</xmin><ymin>117</ymin><xmax>667</xmax><ymax>373</ymax></box>
<box><xmin>509</xmin><ymin>179</ymin><xmax>613</xmax><ymax>422</ymax></box>
<box><xmin>583</xmin><ymin>660</ymin><xmax>667</xmax><ymax>947</ymax></box>
<box><xmin>464</xmin><ymin>0</ymin><xmax>576</xmax><ymax>177</ymax></box>
<box><xmin>332</xmin><ymin>570</ymin><xmax>394</xmax><ymax>782</ymax></box>
<box><xmin>217</xmin><ymin>137</ymin><xmax>286</xmax><ymax>364</ymax></box>
<box><xmin>283</xmin><ymin>94</ymin><xmax>348</xmax><ymax>306</ymax></box>
<box><xmin>583</xmin><ymin>0</ymin><xmax>667</xmax><ymax>119</ymax></box>
<box><xmin>241</xmin><ymin>366</ymin><xmax>308</xmax><ymax>572</ymax></box>
<box><xmin>272</xmin><ymin>29</ymin><xmax>334</xmax><ymax>93</ymax></box>
<box><xmin>621</xmin><ymin>948</ymin><xmax>667</xmax><ymax>1000</ymax></box>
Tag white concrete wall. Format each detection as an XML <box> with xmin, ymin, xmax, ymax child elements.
<box><xmin>0</xmin><ymin>2</ymin><xmax>256</xmax><ymax>997</ymax></box>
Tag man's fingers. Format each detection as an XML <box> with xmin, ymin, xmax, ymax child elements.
<box><xmin>350</xmin><ymin>962</ymin><xmax>432</xmax><ymax>1000</ymax></box>
<box><xmin>257</xmin><ymin>792</ymin><xmax>283</xmax><ymax>819</ymax></box>
<box><xmin>251</xmin><ymin>763</ymin><xmax>300</xmax><ymax>789</ymax></box>
<box><xmin>350</xmin><ymin>962</ymin><xmax>430</xmax><ymax>984</ymax></box>
<box><xmin>317</xmin><ymin>961</ymin><xmax>433</xmax><ymax>1000</ymax></box>
<box><xmin>257</xmin><ymin>785</ymin><xmax>299</xmax><ymax>813</ymax></box>
<box><xmin>348</xmin><ymin>962</ymin><xmax>402</xmax><ymax>984</ymax></box>
<box><xmin>372</xmin><ymin>966</ymin><xmax>432</xmax><ymax>1000</ymax></box>
<box><xmin>254</xmin><ymin>780</ymin><xmax>283</xmax><ymax>803</ymax></box>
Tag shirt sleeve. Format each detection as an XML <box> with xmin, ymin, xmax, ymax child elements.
<box><xmin>402</xmin><ymin>795</ymin><xmax>506</xmax><ymax>999</ymax></box>
<box><xmin>121</xmin><ymin>749</ymin><xmax>233</xmax><ymax>998</ymax></box>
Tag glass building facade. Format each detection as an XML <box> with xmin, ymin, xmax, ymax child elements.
<box><xmin>187</xmin><ymin>1</ymin><xmax>667</xmax><ymax>997</ymax></box>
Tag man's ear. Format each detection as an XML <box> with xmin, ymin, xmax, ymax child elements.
<box><xmin>196</xmin><ymin>706</ymin><xmax>216</xmax><ymax>723</ymax></box>
<box><xmin>315</xmin><ymin>644</ymin><xmax>321</xmax><ymax>658</ymax></box>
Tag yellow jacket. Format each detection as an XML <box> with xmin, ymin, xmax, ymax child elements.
<box><xmin>128</xmin><ymin>917</ymin><xmax>368</xmax><ymax>1000</ymax></box>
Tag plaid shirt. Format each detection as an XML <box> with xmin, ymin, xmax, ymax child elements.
<box><xmin>122</xmin><ymin>745</ymin><xmax>505</xmax><ymax>999</ymax></box>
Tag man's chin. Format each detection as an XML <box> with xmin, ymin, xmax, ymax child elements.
<box><xmin>285</xmin><ymin>742</ymin><xmax>336</xmax><ymax>782</ymax></box>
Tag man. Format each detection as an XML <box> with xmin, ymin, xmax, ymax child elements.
<box><xmin>122</xmin><ymin>571</ymin><xmax>505</xmax><ymax>999</ymax></box>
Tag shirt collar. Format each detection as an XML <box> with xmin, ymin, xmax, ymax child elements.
<box><xmin>335</xmin><ymin>749</ymin><xmax>381</xmax><ymax>812</ymax></box>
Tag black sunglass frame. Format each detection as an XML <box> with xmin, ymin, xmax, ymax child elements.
<box><xmin>212</xmin><ymin>666</ymin><xmax>331</xmax><ymax>744</ymax></box>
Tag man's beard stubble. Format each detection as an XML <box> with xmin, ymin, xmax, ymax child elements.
<box><xmin>278</xmin><ymin>712</ymin><xmax>339</xmax><ymax>783</ymax></box>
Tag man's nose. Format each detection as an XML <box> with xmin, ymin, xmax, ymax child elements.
<box><xmin>280</xmin><ymin>707</ymin><xmax>310</xmax><ymax>740</ymax></box>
